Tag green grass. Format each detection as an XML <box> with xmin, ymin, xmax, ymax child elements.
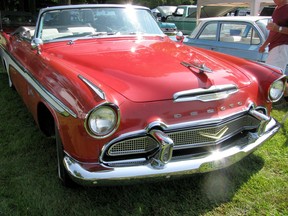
<box><xmin>0</xmin><ymin>71</ymin><xmax>287</xmax><ymax>216</ymax></box>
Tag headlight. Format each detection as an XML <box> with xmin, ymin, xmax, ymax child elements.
<box><xmin>85</xmin><ymin>104</ymin><xmax>119</xmax><ymax>138</ymax></box>
<box><xmin>269</xmin><ymin>80</ymin><xmax>285</xmax><ymax>102</ymax></box>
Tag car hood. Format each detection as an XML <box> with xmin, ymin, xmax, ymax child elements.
<box><xmin>45</xmin><ymin>37</ymin><xmax>251</xmax><ymax>102</ymax></box>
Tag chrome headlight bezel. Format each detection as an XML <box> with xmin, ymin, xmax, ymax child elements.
<box><xmin>269</xmin><ymin>79</ymin><xmax>285</xmax><ymax>102</ymax></box>
<box><xmin>85</xmin><ymin>103</ymin><xmax>120</xmax><ymax>139</ymax></box>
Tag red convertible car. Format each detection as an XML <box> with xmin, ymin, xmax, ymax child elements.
<box><xmin>0</xmin><ymin>4</ymin><xmax>286</xmax><ymax>186</ymax></box>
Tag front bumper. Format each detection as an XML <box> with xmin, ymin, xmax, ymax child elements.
<box><xmin>63</xmin><ymin>116</ymin><xmax>280</xmax><ymax>186</ymax></box>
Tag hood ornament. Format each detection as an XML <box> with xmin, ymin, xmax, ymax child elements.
<box><xmin>181</xmin><ymin>61</ymin><xmax>213</xmax><ymax>73</ymax></box>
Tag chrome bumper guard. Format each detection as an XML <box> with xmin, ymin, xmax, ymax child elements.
<box><xmin>63</xmin><ymin>115</ymin><xmax>280</xmax><ymax>186</ymax></box>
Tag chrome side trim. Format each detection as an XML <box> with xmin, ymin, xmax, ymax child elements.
<box><xmin>78</xmin><ymin>75</ymin><xmax>106</xmax><ymax>100</ymax></box>
<box><xmin>63</xmin><ymin>117</ymin><xmax>280</xmax><ymax>186</ymax></box>
<box><xmin>173</xmin><ymin>84</ymin><xmax>238</xmax><ymax>103</ymax></box>
<box><xmin>0</xmin><ymin>47</ymin><xmax>77</xmax><ymax>118</ymax></box>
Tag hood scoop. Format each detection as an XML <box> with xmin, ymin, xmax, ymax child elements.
<box><xmin>173</xmin><ymin>84</ymin><xmax>238</xmax><ymax>103</ymax></box>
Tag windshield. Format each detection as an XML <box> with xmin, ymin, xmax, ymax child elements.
<box><xmin>38</xmin><ymin>7</ymin><xmax>164</xmax><ymax>42</ymax></box>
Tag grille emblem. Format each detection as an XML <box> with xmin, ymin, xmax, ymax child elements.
<box><xmin>199</xmin><ymin>126</ymin><xmax>229</xmax><ymax>140</ymax></box>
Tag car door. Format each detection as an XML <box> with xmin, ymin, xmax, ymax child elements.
<box><xmin>217</xmin><ymin>21</ymin><xmax>266</xmax><ymax>61</ymax></box>
<box><xmin>186</xmin><ymin>20</ymin><xmax>267</xmax><ymax>62</ymax></box>
<box><xmin>9</xmin><ymin>31</ymin><xmax>35</xmax><ymax>100</ymax></box>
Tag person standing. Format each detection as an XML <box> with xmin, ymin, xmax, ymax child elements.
<box><xmin>259</xmin><ymin>0</ymin><xmax>288</xmax><ymax>78</ymax></box>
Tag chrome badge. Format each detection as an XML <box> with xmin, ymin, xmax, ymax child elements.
<box><xmin>199</xmin><ymin>126</ymin><xmax>229</xmax><ymax>140</ymax></box>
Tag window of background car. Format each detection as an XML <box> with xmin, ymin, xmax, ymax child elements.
<box><xmin>197</xmin><ymin>22</ymin><xmax>217</xmax><ymax>41</ymax></box>
<box><xmin>219</xmin><ymin>22</ymin><xmax>260</xmax><ymax>45</ymax></box>
<box><xmin>188</xmin><ymin>7</ymin><xmax>197</xmax><ymax>16</ymax></box>
<box><xmin>174</xmin><ymin>8</ymin><xmax>184</xmax><ymax>16</ymax></box>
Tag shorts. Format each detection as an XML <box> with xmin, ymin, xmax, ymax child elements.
<box><xmin>266</xmin><ymin>44</ymin><xmax>288</xmax><ymax>75</ymax></box>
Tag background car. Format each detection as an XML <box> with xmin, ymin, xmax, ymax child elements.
<box><xmin>151</xmin><ymin>6</ymin><xmax>178</xmax><ymax>35</ymax></box>
<box><xmin>157</xmin><ymin>21</ymin><xmax>177</xmax><ymax>35</ymax></box>
<box><xmin>166</xmin><ymin>5</ymin><xmax>236</xmax><ymax>35</ymax></box>
<box><xmin>180</xmin><ymin>16</ymin><xmax>270</xmax><ymax>62</ymax></box>
<box><xmin>151</xmin><ymin>5</ymin><xmax>177</xmax><ymax>22</ymax></box>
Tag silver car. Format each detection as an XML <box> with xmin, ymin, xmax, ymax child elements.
<box><xmin>183</xmin><ymin>16</ymin><xmax>270</xmax><ymax>62</ymax></box>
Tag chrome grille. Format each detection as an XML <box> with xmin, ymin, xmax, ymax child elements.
<box><xmin>108</xmin><ymin>136</ymin><xmax>158</xmax><ymax>156</ymax></box>
<box><xmin>106</xmin><ymin>115</ymin><xmax>260</xmax><ymax>157</ymax></box>
<box><xmin>168</xmin><ymin>115</ymin><xmax>259</xmax><ymax>148</ymax></box>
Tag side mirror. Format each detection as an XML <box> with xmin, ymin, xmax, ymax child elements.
<box><xmin>176</xmin><ymin>31</ymin><xmax>184</xmax><ymax>43</ymax></box>
<box><xmin>31</xmin><ymin>38</ymin><xmax>43</xmax><ymax>54</ymax></box>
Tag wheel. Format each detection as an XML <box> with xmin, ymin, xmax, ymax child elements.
<box><xmin>55</xmin><ymin>124</ymin><xmax>77</xmax><ymax>187</ymax></box>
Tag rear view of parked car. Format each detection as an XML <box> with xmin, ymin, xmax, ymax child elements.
<box><xmin>166</xmin><ymin>5</ymin><xmax>236</xmax><ymax>35</ymax></box>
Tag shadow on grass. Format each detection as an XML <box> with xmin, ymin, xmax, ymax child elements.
<box><xmin>68</xmin><ymin>154</ymin><xmax>263</xmax><ymax>216</ymax></box>
<box><xmin>0</xmin><ymin>73</ymin><xmax>265</xmax><ymax>216</ymax></box>
<box><xmin>82</xmin><ymin>154</ymin><xmax>264</xmax><ymax>215</ymax></box>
